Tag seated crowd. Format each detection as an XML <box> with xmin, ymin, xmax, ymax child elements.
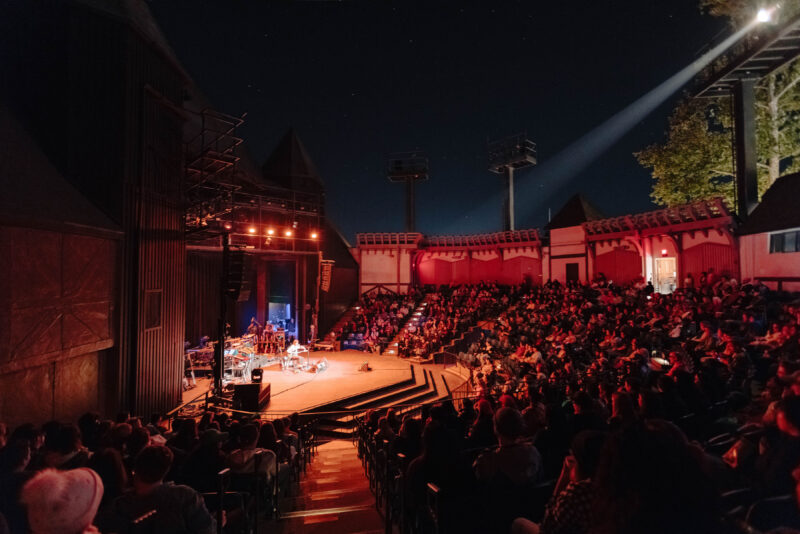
<box><xmin>0</xmin><ymin>410</ymin><xmax>306</xmax><ymax>533</ymax></box>
<box><xmin>358</xmin><ymin>275</ymin><xmax>800</xmax><ymax>533</ymax></box>
<box><xmin>331</xmin><ymin>289</ymin><xmax>422</xmax><ymax>352</ymax></box>
<box><xmin>398</xmin><ymin>283</ymin><xmax>506</xmax><ymax>358</ymax></box>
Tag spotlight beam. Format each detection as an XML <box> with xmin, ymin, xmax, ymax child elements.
<box><xmin>516</xmin><ymin>21</ymin><xmax>756</xmax><ymax>217</ymax></box>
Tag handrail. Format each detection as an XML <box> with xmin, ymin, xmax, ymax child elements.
<box><xmin>166</xmin><ymin>388</ymin><xmax>211</xmax><ymax>419</ymax></box>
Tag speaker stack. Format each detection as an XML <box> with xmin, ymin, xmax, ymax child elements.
<box><xmin>225</xmin><ymin>249</ymin><xmax>251</xmax><ymax>302</ymax></box>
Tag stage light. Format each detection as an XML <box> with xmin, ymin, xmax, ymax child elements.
<box><xmin>285</xmin><ymin>230</ymin><xmax>293</xmax><ymax>237</ymax></box>
<box><xmin>756</xmin><ymin>7</ymin><xmax>774</xmax><ymax>22</ymax></box>
<box><xmin>661</xmin><ymin>249</ymin><xmax>668</xmax><ymax>256</ymax></box>
<box><xmin>267</xmin><ymin>228</ymin><xmax>275</xmax><ymax>235</ymax></box>
<box><xmin>224</xmin><ymin>223</ymin><xmax>232</xmax><ymax>230</ymax></box>
<box><xmin>311</xmin><ymin>232</ymin><xmax>318</xmax><ymax>239</ymax></box>
<box><xmin>248</xmin><ymin>227</ymin><xmax>256</xmax><ymax>234</ymax></box>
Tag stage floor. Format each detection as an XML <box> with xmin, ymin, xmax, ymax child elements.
<box><xmin>183</xmin><ymin>350</ymin><xmax>420</xmax><ymax>415</ymax></box>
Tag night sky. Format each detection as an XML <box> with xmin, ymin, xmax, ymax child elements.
<box><xmin>148</xmin><ymin>0</ymin><xmax>728</xmax><ymax>242</ymax></box>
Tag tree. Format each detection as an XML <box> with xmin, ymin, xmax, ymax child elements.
<box><xmin>636</xmin><ymin>0</ymin><xmax>800</xmax><ymax>210</ymax></box>
<box><xmin>637</xmin><ymin>99</ymin><xmax>735</xmax><ymax>206</ymax></box>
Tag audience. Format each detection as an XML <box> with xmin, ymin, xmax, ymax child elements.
<box><xmin>98</xmin><ymin>445</ymin><xmax>215</xmax><ymax>534</ymax></box>
<box><xmin>2</xmin><ymin>276</ymin><xmax>800</xmax><ymax>533</ymax></box>
<box><xmin>357</xmin><ymin>278</ymin><xmax>800</xmax><ymax>533</ymax></box>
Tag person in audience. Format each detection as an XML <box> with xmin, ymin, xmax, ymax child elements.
<box><xmin>167</xmin><ymin>418</ymin><xmax>198</xmax><ymax>453</ymax></box>
<box><xmin>374</xmin><ymin>416</ymin><xmax>396</xmax><ymax>444</ymax></box>
<box><xmin>86</xmin><ymin>448</ymin><xmax>127</xmax><ymax>512</ymax></box>
<box><xmin>405</xmin><ymin>421</ymin><xmax>474</xmax><ymax>529</ymax></box>
<box><xmin>756</xmin><ymin>397</ymin><xmax>800</xmax><ymax>497</ymax></box>
<box><xmin>468</xmin><ymin>399</ymin><xmax>496</xmax><ymax>449</ymax></box>
<box><xmin>511</xmin><ymin>430</ymin><xmax>606</xmax><ymax>534</ymax></box>
<box><xmin>178</xmin><ymin>428</ymin><xmax>228</xmax><ymax>493</ymax></box>
<box><xmin>474</xmin><ymin>407</ymin><xmax>542</xmax><ymax>486</ymax></box>
<box><xmin>21</xmin><ymin>467</ymin><xmax>104</xmax><ymax>534</ymax></box>
<box><xmin>0</xmin><ymin>441</ymin><xmax>33</xmax><ymax>533</ymax></box>
<box><xmin>592</xmin><ymin>421</ymin><xmax>724</xmax><ymax>534</ymax></box>
<box><xmin>45</xmin><ymin>424</ymin><xmax>90</xmax><ymax>470</ymax></box>
<box><xmin>227</xmin><ymin>423</ymin><xmax>276</xmax><ymax>482</ymax></box>
<box><xmin>98</xmin><ymin>445</ymin><xmax>215</xmax><ymax>534</ymax></box>
<box><xmin>391</xmin><ymin>416</ymin><xmax>423</xmax><ymax>462</ymax></box>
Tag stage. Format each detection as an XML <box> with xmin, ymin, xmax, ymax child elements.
<box><xmin>183</xmin><ymin>350</ymin><xmax>456</xmax><ymax>415</ymax></box>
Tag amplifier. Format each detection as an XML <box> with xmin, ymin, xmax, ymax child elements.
<box><xmin>233</xmin><ymin>382</ymin><xmax>271</xmax><ymax>412</ymax></box>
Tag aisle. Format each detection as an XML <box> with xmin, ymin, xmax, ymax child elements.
<box><xmin>273</xmin><ymin>440</ymin><xmax>384</xmax><ymax>534</ymax></box>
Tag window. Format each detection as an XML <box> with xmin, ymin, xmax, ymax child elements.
<box><xmin>770</xmin><ymin>231</ymin><xmax>800</xmax><ymax>253</ymax></box>
<box><xmin>144</xmin><ymin>290</ymin><xmax>162</xmax><ymax>330</ymax></box>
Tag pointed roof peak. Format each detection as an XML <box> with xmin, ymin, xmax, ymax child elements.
<box><xmin>546</xmin><ymin>193</ymin><xmax>604</xmax><ymax>230</ymax></box>
<box><xmin>261</xmin><ymin>128</ymin><xmax>323</xmax><ymax>193</ymax></box>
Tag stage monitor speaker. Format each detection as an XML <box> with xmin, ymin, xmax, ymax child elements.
<box><xmin>233</xmin><ymin>382</ymin><xmax>271</xmax><ymax>412</ymax></box>
<box><xmin>251</xmin><ymin>367</ymin><xmax>263</xmax><ymax>383</ymax></box>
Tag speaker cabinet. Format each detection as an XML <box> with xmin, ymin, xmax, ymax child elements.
<box><xmin>233</xmin><ymin>382</ymin><xmax>271</xmax><ymax>412</ymax></box>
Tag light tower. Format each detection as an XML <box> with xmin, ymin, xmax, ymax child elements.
<box><xmin>387</xmin><ymin>151</ymin><xmax>429</xmax><ymax>232</ymax></box>
<box><xmin>488</xmin><ymin>134</ymin><xmax>537</xmax><ymax>231</ymax></box>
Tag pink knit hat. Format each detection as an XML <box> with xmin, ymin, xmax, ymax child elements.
<box><xmin>21</xmin><ymin>468</ymin><xmax>104</xmax><ymax>534</ymax></box>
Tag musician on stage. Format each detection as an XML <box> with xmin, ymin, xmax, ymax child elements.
<box><xmin>263</xmin><ymin>323</ymin><xmax>275</xmax><ymax>354</ymax></box>
<box><xmin>246</xmin><ymin>317</ymin><xmax>262</xmax><ymax>336</ymax></box>
<box><xmin>286</xmin><ymin>339</ymin><xmax>308</xmax><ymax>368</ymax></box>
<box><xmin>276</xmin><ymin>327</ymin><xmax>286</xmax><ymax>353</ymax></box>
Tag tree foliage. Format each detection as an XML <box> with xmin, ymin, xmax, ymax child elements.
<box><xmin>636</xmin><ymin>0</ymin><xmax>800</xmax><ymax>210</ymax></box>
<box><xmin>637</xmin><ymin>99</ymin><xmax>735</xmax><ymax>206</ymax></box>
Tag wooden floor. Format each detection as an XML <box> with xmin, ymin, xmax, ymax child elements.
<box><xmin>267</xmin><ymin>440</ymin><xmax>384</xmax><ymax>534</ymax></box>
<box><xmin>182</xmin><ymin>349</ymin><xmax>468</xmax><ymax>415</ymax></box>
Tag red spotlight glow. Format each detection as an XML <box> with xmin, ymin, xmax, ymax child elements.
<box><xmin>223</xmin><ymin>223</ymin><xmax>232</xmax><ymax>230</ymax></box>
<box><xmin>248</xmin><ymin>227</ymin><xmax>256</xmax><ymax>234</ymax></box>
<box><xmin>285</xmin><ymin>230</ymin><xmax>293</xmax><ymax>237</ymax></box>
<box><xmin>311</xmin><ymin>232</ymin><xmax>318</xmax><ymax>239</ymax></box>
<box><xmin>267</xmin><ymin>228</ymin><xmax>275</xmax><ymax>236</ymax></box>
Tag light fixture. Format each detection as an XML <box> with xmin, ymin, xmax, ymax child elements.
<box><xmin>267</xmin><ymin>228</ymin><xmax>275</xmax><ymax>236</ymax></box>
<box><xmin>248</xmin><ymin>227</ymin><xmax>256</xmax><ymax>234</ymax></box>
<box><xmin>224</xmin><ymin>223</ymin><xmax>232</xmax><ymax>230</ymax></box>
<box><xmin>311</xmin><ymin>232</ymin><xmax>318</xmax><ymax>239</ymax></box>
<box><xmin>661</xmin><ymin>249</ymin><xmax>668</xmax><ymax>256</ymax></box>
<box><xmin>756</xmin><ymin>7</ymin><xmax>773</xmax><ymax>22</ymax></box>
<box><xmin>285</xmin><ymin>230</ymin><xmax>293</xmax><ymax>237</ymax></box>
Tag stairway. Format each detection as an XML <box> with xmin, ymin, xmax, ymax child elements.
<box><xmin>272</xmin><ymin>440</ymin><xmax>384</xmax><ymax>534</ymax></box>
<box><xmin>384</xmin><ymin>299</ymin><xmax>429</xmax><ymax>356</ymax></box>
<box><xmin>313</xmin><ymin>365</ymin><xmax>443</xmax><ymax>439</ymax></box>
<box><xmin>323</xmin><ymin>304</ymin><xmax>359</xmax><ymax>342</ymax></box>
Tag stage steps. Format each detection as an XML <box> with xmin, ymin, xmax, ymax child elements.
<box><xmin>314</xmin><ymin>367</ymin><xmax>445</xmax><ymax>439</ymax></box>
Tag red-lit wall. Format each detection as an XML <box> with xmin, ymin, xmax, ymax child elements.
<box><xmin>683</xmin><ymin>242</ymin><xmax>738</xmax><ymax>279</ymax></box>
<box><xmin>417</xmin><ymin>250</ymin><xmax>541</xmax><ymax>286</ymax></box>
<box><xmin>594</xmin><ymin>248</ymin><xmax>642</xmax><ymax>284</ymax></box>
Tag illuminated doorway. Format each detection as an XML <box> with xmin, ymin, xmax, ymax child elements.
<box><xmin>654</xmin><ymin>257</ymin><xmax>676</xmax><ymax>294</ymax></box>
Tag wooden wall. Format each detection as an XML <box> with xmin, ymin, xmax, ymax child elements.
<box><xmin>0</xmin><ymin>226</ymin><xmax>117</xmax><ymax>427</ymax></box>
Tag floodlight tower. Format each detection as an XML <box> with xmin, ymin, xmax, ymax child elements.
<box><xmin>387</xmin><ymin>151</ymin><xmax>429</xmax><ymax>232</ymax></box>
<box><xmin>488</xmin><ymin>134</ymin><xmax>537</xmax><ymax>231</ymax></box>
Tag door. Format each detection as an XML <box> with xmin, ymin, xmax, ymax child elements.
<box><xmin>655</xmin><ymin>257</ymin><xmax>676</xmax><ymax>294</ymax></box>
<box><xmin>566</xmin><ymin>263</ymin><xmax>579</xmax><ymax>283</ymax></box>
